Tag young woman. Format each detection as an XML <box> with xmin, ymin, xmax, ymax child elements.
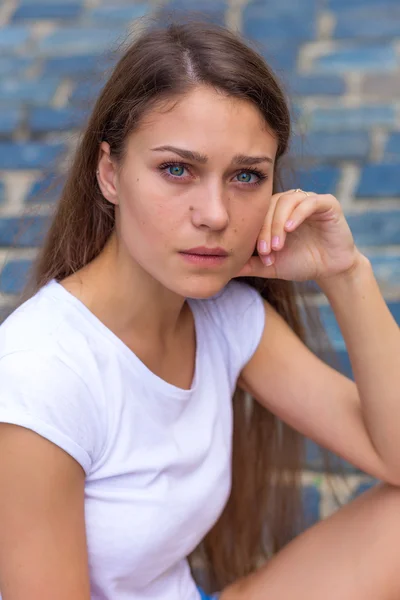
<box><xmin>0</xmin><ymin>17</ymin><xmax>400</xmax><ymax>600</ymax></box>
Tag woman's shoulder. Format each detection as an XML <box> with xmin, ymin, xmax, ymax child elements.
<box><xmin>0</xmin><ymin>287</ymin><xmax>93</xmax><ymax>403</ymax></box>
<box><xmin>0</xmin><ymin>280</ymin><xmax>99</xmax><ymax>363</ymax></box>
<box><xmin>0</xmin><ymin>281</ymin><xmax>67</xmax><ymax>358</ymax></box>
<box><xmin>0</xmin><ymin>284</ymin><xmax>105</xmax><ymax>474</ymax></box>
<box><xmin>0</xmin><ymin>281</ymin><xmax>101</xmax><ymax>394</ymax></box>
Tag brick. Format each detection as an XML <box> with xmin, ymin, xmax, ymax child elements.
<box><xmin>356</xmin><ymin>164</ymin><xmax>400</xmax><ymax>198</ymax></box>
<box><xmin>311</xmin><ymin>340</ymin><xmax>353</xmax><ymax>379</ymax></box>
<box><xmin>242</xmin><ymin>0</ymin><xmax>317</xmax><ymax>44</ymax></box>
<box><xmin>318</xmin><ymin>300</ymin><xmax>398</xmax><ymax>352</ymax></box>
<box><xmin>312</xmin><ymin>45</ymin><xmax>397</xmax><ymax>73</ymax></box>
<box><xmin>290</xmin><ymin>131</ymin><xmax>370</xmax><ymax>161</ymax></box>
<box><xmin>0</xmin><ymin>260</ymin><xmax>32</xmax><ymax>295</ymax></box>
<box><xmin>88</xmin><ymin>3</ymin><xmax>150</xmax><ymax>23</ymax></box>
<box><xmin>293</xmin><ymin>166</ymin><xmax>341</xmax><ymax>194</ymax></box>
<box><xmin>0</xmin><ymin>78</ymin><xmax>61</xmax><ymax>106</ymax></box>
<box><xmin>302</xmin><ymin>485</ymin><xmax>321</xmax><ymax>527</ymax></box>
<box><xmin>346</xmin><ymin>210</ymin><xmax>400</xmax><ymax>246</ymax></box>
<box><xmin>0</xmin><ymin>142</ymin><xmax>65</xmax><ymax>169</ymax></box>
<box><xmin>0</xmin><ymin>26</ymin><xmax>30</xmax><ymax>53</ymax></box>
<box><xmin>244</xmin><ymin>0</ymin><xmax>317</xmax><ymax>19</ymax></box>
<box><xmin>285</xmin><ymin>74</ymin><xmax>346</xmax><ymax>96</ymax></box>
<box><xmin>12</xmin><ymin>3</ymin><xmax>82</xmax><ymax>21</ymax></box>
<box><xmin>318</xmin><ymin>296</ymin><xmax>400</xmax><ymax>354</ymax></box>
<box><xmin>19</xmin><ymin>0</ymin><xmax>82</xmax><ymax>4</ymax></box>
<box><xmin>29</xmin><ymin>107</ymin><xmax>89</xmax><ymax>133</ymax></box>
<box><xmin>245</xmin><ymin>17</ymin><xmax>315</xmax><ymax>42</ymax></box>
<box><xmin>26</xmin><ymin>173</ymin><xmax>66</xmax><ymax>204</ymax></box>
<box><xmin>291</xmin><ymin>102</ymin><xmax>303</xmax><ymax>124</ymax></box>
<box><xmin>305</xmin><ymin>439</ymin><xmax>326</xmax><ymax>471</ymax></box>
<box><xmin>304</xmin><ymin>439</ymin><xmax>358</xmax><ymax>473</ymax></box>
<box><xmin>243</xmin><ymin>4</ymin><xmax>316</xmax><ymax>42</ymax></box>
<box><xmin>0</xmin><ymin>108</ymin><xmax>21</xmax><ymax>136</ymax></box>
<box><xmin>351</xmin><ymin>480</ymin><xmax>378</xmax><ymax>500</ymax></box>
<box><xmin>258</xmin><ymin>41</ymin><xmax>300</xmax><ymax>72</ymax></box>
<box><xmin>0</xmin><ymin>57</ymin><xmax>34</xmax><ymax>77</ymax></box>
<box><xmin>42</xmin><ymin>55</ymin><xmax>107</xmax><ymax>77</ymax></box>
<box><xmin>168</xmin><ymin>0</ymin><xmax>226</xmax><ymax>8</ymax></box>
<box><xmin>38</xmin><ymin>27</ymin><xmax>124</xmax><ymax>56</ymax></box>
<box><xmin>368</xmin><ymin>256</ymin><xmax>400</xmax><ymax>291</ymax></box>
<box><xmin>328</xmin><ymin>0</ymin><xmax>399</xmax><ymax>10</ymax></box>
<box><xmin>388</xmin><ymin>301</ymin><xmax>400</xmax><ymax>324</ymax></box>
<box><xmin>68</xmin><ymin>80</ymin><xmax>105</xmax><ymax>105</ymax></box>
<box><xmin>309</xmin><ymin>105</ymin><xmax>395</xmax><ymax>131</ymax></box>
<box><xmin>334</xmin><ymin>7</ymin><xmax>400</xmax><ymax>39</ymax></box>
<box><xmin>0</xmin><ymin>216</ymin><xmax>50</xmax><ymax>247</ymax></box>
<box><xmin>318</xmin><ymin>305</ymin><xmax>345</xmax><ymax>350</ymax></box>
<box><xmin>166</xmin><ymin>0</ymin><xmax>226</xmax><ymax>25</ymax></box>
<box><xmin>384</xmin><ymin>133</ymin><xmax>400</xmax><ymax>162</ymax></box>
<box><xmin>334</xmin><ymin>350</ymin><xmax>353</xmax><ymax>379</ymax></box>
<box><xmin>361</xmin><ymin>72</ymin><xmax>400</xmax><ymax>99</ymax></box>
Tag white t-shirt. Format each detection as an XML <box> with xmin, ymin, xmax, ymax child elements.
<box><xmin>0</xmin><ymin>278</ymin><xmax>265</xmax><ymax>600</ymax></box>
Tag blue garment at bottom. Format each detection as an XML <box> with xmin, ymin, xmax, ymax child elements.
<box><xmin>197</xmin><ymin>585</ymin><xmax>220</xmax><ymax>599</ymax></box>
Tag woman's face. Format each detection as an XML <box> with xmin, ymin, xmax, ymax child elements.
<box><xmin>105</xmin><ymin>85</ymin><xmax>278</xmax><ymax>299</ymax></box>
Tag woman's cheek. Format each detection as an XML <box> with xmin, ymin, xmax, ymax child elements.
<box><xmin>239</xmin><ymin>210</ymin><xmax>265</xmax><ymax>243</ymax></box>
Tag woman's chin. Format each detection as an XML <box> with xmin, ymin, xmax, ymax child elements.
<box><xmin>175</xmin><ymin>274</ymin><xmax>233</xmax><ymax>300</ymax></box>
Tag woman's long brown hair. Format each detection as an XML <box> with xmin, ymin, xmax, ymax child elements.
<box><xmin>3</xmin><ymin>14</ymin><xmax>341</xmax><ymax>595</ymax></box>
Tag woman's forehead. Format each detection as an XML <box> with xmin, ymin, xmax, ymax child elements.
<box><xmin>127</xmin><ymin>87</ymin><xmax>278</xmax><ymax>159</ymax></box>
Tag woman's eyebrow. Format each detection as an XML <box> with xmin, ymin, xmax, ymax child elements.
<box><xmin>151</xmin><ymin>145</ymin><xmax>274</xmax><ymax>166</ymax></box>
<box><xmin>233</xmin><ymin>153</ymin><xmax>274</xmax><ymax>166</ymax></box>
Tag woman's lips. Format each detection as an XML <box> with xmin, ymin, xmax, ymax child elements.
<box><xmin>179</xmin><ymin>252</ymin><xmax>228</xmax><ymax>266</ymax></box>
<box><xmin>182</xmin><ymin>246</ymin><xmax>228</xmax><ymax>256</ymax></box>
<box><xmin>179</xmin><ymin>247</ymin><xmax>229</xmax><ymax>266</ymax></box>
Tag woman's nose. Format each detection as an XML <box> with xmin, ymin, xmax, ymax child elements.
<box><xmin>190</xmin><ymin>183</ymin><xmax>230</xmax><ymax>231</ymax></box>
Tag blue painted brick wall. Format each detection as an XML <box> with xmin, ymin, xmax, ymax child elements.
<box><xmin>385</xmin><ymin>134</ymin><xmax>400</xmax><ymax>161</ymax></box>
<box><xmin>0</xmin><ymin>142</ymin><xmax>65</xmax><ymax>169</ymax></box>
<box><xmin>0</xmin><ymin>0</ymin><xmax>399</xmax><ymax>525</ymax></box>
<box><xmin>312</xmin><ymin>46</ymin><xmax>397</xmax><ymax>73</ymax></box>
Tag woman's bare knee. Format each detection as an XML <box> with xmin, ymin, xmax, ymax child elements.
<box><xmin>337</xmin><ymin>482</ymin><xmax>400</xmax><ymax>536</ymax></box>
<box><xmin>220</xmin><ymin>482</ymin><xmax>400</xmax><ymax>600</ymax></box>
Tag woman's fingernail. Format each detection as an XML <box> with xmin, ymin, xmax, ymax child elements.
<box><xmin>262</xmin><ymin>254</ymin><xmax>274</xmax><ymax>266</ymax></box>
<box><xmin>259</xmin><ymin>240</ymin><xmax>268</xmax><ymax>253</ymax></box>
<box><xmin>271</xmin><ymin>236</ymin><xmax>280</xmax><ymax>249</ymax></box>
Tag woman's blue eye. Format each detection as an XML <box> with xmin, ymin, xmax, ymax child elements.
<box><xmin>168</xmin><ymin>165</ymin><xmax>185</xmax><ymax>177</ymax></box>
<box><xmin>237</xmin><ymin>172</ymin><xmax>255</xmax><ymax>183</ymax></box>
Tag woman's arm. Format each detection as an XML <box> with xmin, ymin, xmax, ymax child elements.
<box><xmin>316</xmin><ymin>253</ymin><xmax>400</xmax><ymax>475</ymax></box>
<box><xmin>0</xmin><ymin>423</ymin><xmax>91</xmax><ymax>600</ymax></box>
<box><xmin>239</xmin><ymin>255</ymin><xmax>400</xmax><ymax>484</ymax></box>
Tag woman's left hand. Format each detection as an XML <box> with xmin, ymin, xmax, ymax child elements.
<box><xmin>237</xmin><ymin>189</ymin><xmax>363</xmax><ymax>283</ymax></box>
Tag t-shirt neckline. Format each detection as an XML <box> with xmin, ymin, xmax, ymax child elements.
<box><xmin>44</xmin><ymin>279</ymin><xmax>201</xmax><ymax>399</ymax></box>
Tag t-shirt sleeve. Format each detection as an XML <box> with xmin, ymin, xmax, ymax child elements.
<box><xmin>0</xmin><ymin>349</ymin><xmax>102</xmax><ymax>475</ymax></box>
<box><xmin>208</xmin><ymin>280</ymin><xmax>266</xmax><ymax>373</ymax></box>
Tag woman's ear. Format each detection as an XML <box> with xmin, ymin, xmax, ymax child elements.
<box><xmin>97</xmin><ymin>142</ymin><xmax>119</xmax><ymax>206</ymax></box>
